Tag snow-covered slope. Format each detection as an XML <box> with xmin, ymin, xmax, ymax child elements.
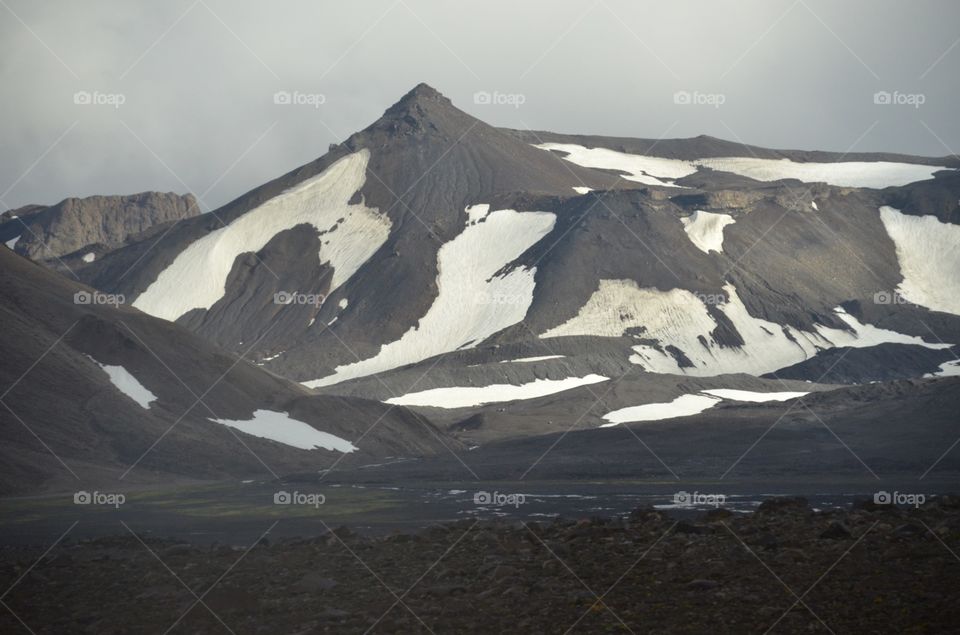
<box><xmin>384</xmin><ymin>374</ymin><xmax>608</xmax><ymax>408</ymax></box>
<box><xmin>543</xmin><ymin>279</ymin><xmax>951</xmax><ymax>376</ymax></box>
<box><xmin>305</xmin><ymin>207</ymin><xmax>556</xmax><ymax>387</ymax></box>
<box><xmin>879</xmin><ymin>206</ymin><xmax>960</xmax><ymax>316</ymax></box>
<box><xmin>537</xmin><ymin>143</ymin><xmax>696</xmax><ymax>187</ymax></box>
<box><xmin>681</xmin><ymin>211</ymin><xmax>736</xmax><ymax>254</ymax></box>
<box><xmin>133</xmin><ymin>151</ymin><xmax>389</xmax><ymax>321</ymax></box>
<box><xmin>695</xmin><ymin>157</ymin><xmax>945</xmax><ymax>188</ymax></box>
<box><xmin>701</xmin><ymin>389</ymin><xmax>808</xmax><ymax>402</ymax></box>
<box><xmin>539</xmin><ymin>143</ymin><xmax>949</xmax><ymax>188</ymax></box>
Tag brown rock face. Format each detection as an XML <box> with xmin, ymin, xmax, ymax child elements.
<box><xmin>3</xmin><ymin>191</ymin><xmax>198</xmax><ymax>261</ymax></box>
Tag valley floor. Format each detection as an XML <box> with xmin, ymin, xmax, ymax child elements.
<box><xmin>0</xmin><ymin>497</ymin><xmax>957</xmax><ymax>633</ymax></box>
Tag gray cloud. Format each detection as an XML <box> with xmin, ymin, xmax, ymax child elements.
<box><xmin>1</xmin><ymin>0</ymin><xmax>957</xmax><ymax>210</ymax></box>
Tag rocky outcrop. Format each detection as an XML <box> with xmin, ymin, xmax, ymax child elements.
<box><xmin>1</xmin><ymin>191</ymin><xmax>198</xmax><ymax>262</ymax></box>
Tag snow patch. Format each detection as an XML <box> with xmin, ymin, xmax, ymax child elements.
<box><xmin>601</xmin><ymin>388</ymin><xmax>805</xmax><ymax>427</ymax></box>
<box><xmin>572</xmin><ymin>186</ymin><xmax>593</xmax><ymax>194</ymax></box>
<box><xmin>539</xmin><ymin>143</ymin><xmax>949</xmax><ymax>189</ymax></box>
<box><xmin>600</xmin><ymin>394</ymin><xmax>720</xmax><ymax>426</ymax></box>
<box><xmin>211</xmin><ymin>409</ymin><xmax>356</xmax><ymax>452</ymax></box>
<box><xmin>91</xmin><ymin>358</ymin><xmax>157</xmax><ymax>409</ymax></box>
<box><xmin>5</xmin><ymin>235</ymin><xmax>20</xmax><ymax>250</ymax></box>
<box><xmin>681</xmin><ymin>211</ymin><xmax>736</xmax><ymax>254</ymax></box>
<box><xmin>537</xmin><ymin>143</ymin><xmax>696</xmax><ymax>187</ymax></box>
<box><xmin>384</xmin><ymin>374</ymin><xmax>608</xmax><ymax>408</ymax></box>
<box><xmin>879</xmin><ymin>206</ymin><xmax>960</xmax><ymax>316</ymax></box>
<box><xmin>695</xmin><ymin>157</ymin><xmax>946</xmax><ymax>188</ymax></box>
<box><xmin>258</xmin><ymin>351</ymin><xmax>284</xmax><ymax>364</ymax></box>
<box><xmin>542</xmin><ymin>279</ymin><xmax>951</xmax><ymax>376</ymax></box>
<box><xmin>81</xmin><ymin>252</ymin><xmax>95</xmax><ymax>263</ymax></box>
<box><xmin>811</xmin><ymin>201</ymin><xmax>819</xmax><ymax>211</ymax></box>
<box><xmin>925</xmin><ymin>360</ymin><xmax>960</xmax><ymax>378</ymax></box>
<box><xmin>499</xmin><ymin>355</ymin><xmax>565</xmax><ymax>364</ymax></box>
<box><xmin>465</xmin><ymin>204</ymin><xmax>490</xmax><ymax>224</ymax></box>
<box><xmin>133</xmin><ymin>151</ymin><xmax>390</xmax><ymax>321</ymax></box>
<box><xmin>305</xmin><ymin>207</ymin><xmax>556</xmax><ymax>387</ymax></box>
<box><xmin>338</xmin><ymin>298</ymin><xmax>348</xmax><ymax>309</ymax></box>
<box><xmin>701</xmin><ymin>389</ymin><xmax>808</xmax><ymax>402</ymax></box>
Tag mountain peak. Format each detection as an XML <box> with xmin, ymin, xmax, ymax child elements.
<box><xmin>345</xmin><ymin>83</ymin><xmax>472</xmax><ymax>143</ymax></box>
<box><xmin>384</xmin><ymin>83</ymin><xmax>453</xmax><ymax>117</ymax></box>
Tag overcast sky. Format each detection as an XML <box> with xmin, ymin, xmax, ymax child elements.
<box><xmin>1</xmin><ymin>0</ymin><xmax>957</xmax><ymax>211</ymax></box>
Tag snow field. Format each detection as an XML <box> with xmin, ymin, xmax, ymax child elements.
<box><xmin>304</xmin><ymin>207</ymin><xmax>556</xmax><ymax>387</ymax></box>
<box><xmin>538</xmin><ymin>143</ymin><xmax>950</xmax><ymax>189</ymax></box>
<box><xmin>542</xmin><ymin>280</ymin><xmax>951</xmax><ymax>376</ymax></box>
<box><xmin>879</xmin><ymin>206</ymin><xmax>960</xmax><ymax>316</ymax></box>
<box><xmin>133</xmin><ymin>151</ymin><xmax>390</xmax><ymax>321</ymax></box>
<box><xmin>681</xmin><ymin>211</ymin><xmax>736</xmax><ymax>254</ymax></box>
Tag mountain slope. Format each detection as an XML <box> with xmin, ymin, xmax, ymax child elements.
<box><xmin>79</xmin><ymin>84</ymin><xmax>623</xmax><ymax>382</ymax></box>
<box><xmin>0</xmin><ymin>247</ymin><xmax>455</xmax><ymax>495</ymax></box>
<box><xmin>77</xmin><ymin>84</ymin><xmax>960</xmax><ymax>393</ymax></box>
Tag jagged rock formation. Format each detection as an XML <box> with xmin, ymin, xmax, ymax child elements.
<box><xmin>0</xmin><ymin>191</ymin><xmax>199</xmax><ymax>265</ymax></box>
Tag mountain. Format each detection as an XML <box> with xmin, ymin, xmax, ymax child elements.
<box><xmin>76</xmin><ymin>84</ymin><xmax>960</xmax><ymax>407</ymax></box>
<box><xmin>1</xmin><ymin>191</ymin><xmax>199</xmax><ymax>270</ymax></box>
<box><xmin>0</xmin><ymin>247</ymin><xmax>456</xmax><ymax>495</ymax></box>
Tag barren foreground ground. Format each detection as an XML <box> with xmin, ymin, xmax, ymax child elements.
<box><xmin>1</xmin><ymin>496</ymin><xmax>958</xmax><ymax>634</ymax></box>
